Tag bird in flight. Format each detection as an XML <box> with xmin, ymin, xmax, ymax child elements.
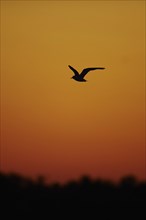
<box><xmin>68</xmin><ymin>65</ymin><xmax>105</xmax><ymax>82</ymax></box>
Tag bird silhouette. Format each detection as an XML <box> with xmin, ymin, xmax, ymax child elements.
<box><xmin>68</xmin><ymin>65</ymin><xmax>105</xmax><ymax>82</ymax></box>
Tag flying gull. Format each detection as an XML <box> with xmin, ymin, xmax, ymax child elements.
<box><xmin>68</xmin><ymin>65</ymin><xmax>105</xmax><ymax>82</ymax></box>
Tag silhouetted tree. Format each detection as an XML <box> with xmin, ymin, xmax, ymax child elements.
<box><xmin>0</xmin><ymin>172</ymin><xmax>146</xmax><ymax>217</ymax></box>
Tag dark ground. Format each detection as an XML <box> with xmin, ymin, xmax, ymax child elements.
<box><xmin>0</xmin><ymin>172</ymin><xmax>146</xmax><ymax>218</ymax></box>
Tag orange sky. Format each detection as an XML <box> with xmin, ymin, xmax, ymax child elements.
<box><xmin>1</xmin><ymin>1</ymin><xmax>145</xmax><ymax>183</ymax></box>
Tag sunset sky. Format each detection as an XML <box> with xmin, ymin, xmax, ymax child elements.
<box><xmin>1</xmin><ymin>1</ymin><xmax>145</xmax><ymax>183</ymax></box>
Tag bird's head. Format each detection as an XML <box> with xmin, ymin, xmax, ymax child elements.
<box><xmin>71</xmin><ymin>75</ymin><xmax>76</xmax><ymax>79</ymax></box>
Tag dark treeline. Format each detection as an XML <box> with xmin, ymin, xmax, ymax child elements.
<box><xmin>0</xmin><ymin>172</ymin><xmax>146</xmax><ymax>217</ymax></box>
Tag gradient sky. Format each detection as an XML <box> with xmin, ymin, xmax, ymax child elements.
<box><xmin>1</xmin><ymin>1</ymin><xmax>145</xmax><ymax>183</ymax></box>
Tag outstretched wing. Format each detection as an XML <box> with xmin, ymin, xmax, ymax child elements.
<box><xmin>68</xmin><ymin>65</ymin><xmax>79</xmax><ymax>76</ymax></box>
<box><xmin>80</xmin><ymin>67</ymin><xmax>105</xmax><ymax>78</ymax></box>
